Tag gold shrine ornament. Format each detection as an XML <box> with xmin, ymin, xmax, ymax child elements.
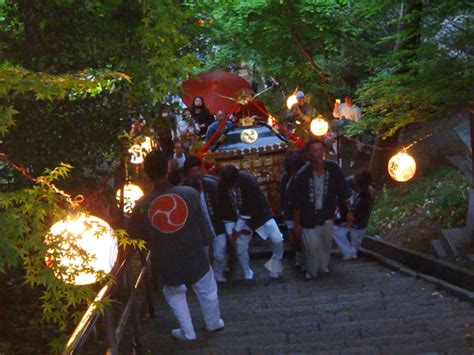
<box><xmin>116</xmin><ymin>183</ymin><xmax>144</xmax><ymax>214</ymax></box>
<box><xmin>45</xmin><ymin>213</ymin><xmax>118</xmax><ymax>285</ymax></box>
<box><xmin>240</xmin><ymin>128</ymin><xmax>259</xmax><ymax>144</ymax></box>
<box><xmin>388</xmin><ymin>151</ymin><xmax>416</xmax><ymax>182</ymax></box>
<box><xmin>310</xmin><ymin>117</ymin><xmax>329</xmax><ymax>136</ymax></box>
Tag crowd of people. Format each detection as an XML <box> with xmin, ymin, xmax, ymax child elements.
<box><xmin>126</xmin><ymin>93</ymin><xmax>374</xmax><ymax>341</ymax></box>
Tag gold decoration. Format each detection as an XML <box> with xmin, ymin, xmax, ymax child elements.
<box><xmin>240</xmin><ymin>129</ymin><xmax>259</xmax><ymax>144</ymax></box>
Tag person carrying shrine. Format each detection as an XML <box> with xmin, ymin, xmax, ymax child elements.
<box><xmin>127</xmin><ymin>150</ymin><xmax>224</xmax><ymax>341</ymax></box>
<box><xmin>217</xmin><ymin>165</ymin><xmax>285</xmax><ymax>280</ymax></box>
<box><xmin>290</xmin><ymin>138</ymin><xmax>353</xmax><ymax>280</ymax></box>
<box><xmin>183</xmin><ymin>156</ymin><xmax>228</xmax><ymax>282</ymax></box>
<box><xmin>333</xmin><ymin>169</ymin><xmax>375</xmax><ymax>259</ymax></box>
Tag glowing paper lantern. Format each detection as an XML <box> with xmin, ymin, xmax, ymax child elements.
<box><xmin>129</xmin><ymin>136</ymin><xmax>154</xmax><ymax>164</ymax></box>
<box><xmin>116</xmin><ymin>183</ymin><xmax>144</xmax><ymax>214</ymax></box>
<box><xmin>388</xmin><ymin>151</ymin><xmax>416</xmax><ymax>182</ymax></box>
<box><xmin>45</xmin><ymin>213</ymin><xmax>118</xmax><ymax>285</ymax></box>
<box><xmin>141</xmin><ymin>136</ymin><xmax>153</xmax><ymax>153</ymax></box>
<box><xmin>267</xmin><ymin>116</ymin><xmax>274</xmax><ymax>126</ymax></box>
<box><xmin>286</xmin><ymin>94</ymin><xmax>298</xmax><ymax>110</ymax></box>
<box><xmin>310</xmin><ymin>117</ymin><xmax>329</xmax><ymax>136</ymax></box>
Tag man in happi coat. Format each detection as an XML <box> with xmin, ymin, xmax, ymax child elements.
<box><xmin>217</xmin><ymin>165</ymin><xmax>285</xmax><ymax>279</ymax></box>
<box><xmin>127</xmin><ymin>150</ymin><xmax>224</xmax><ymax>340</ymax></box>
<box><xmin>183</xmin><ymin>156</ymin><xmax>228</xmax><ymax>282</ymax></box>
<box><xmin>290</xmin><ymin>138</ymin><xmax>353</xmax><ymax>280</ymax></box>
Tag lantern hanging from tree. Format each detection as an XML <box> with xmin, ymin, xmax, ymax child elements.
<box><xmin>286</xmin><ymin>94</ymin><xmax>298</xmax><ymax>110</ymax></box>
<box><xmin>116</xmin><ymin>182</ymin><xmax>144</xmax><ymax>214</ymax></box>
<box><xmin>388</xmin><ymin>151</ymin><xmax>416</xmax><ymax>182</ymax></box>
<box><xmin>45</xmin><ymin>213</ymin><xmax>118</xmax><ymax>285</ymax></box>
<box><xmin>310</xmin><ymin>116</ymin><xmax>329</xmax><ymax>136</ymax></box>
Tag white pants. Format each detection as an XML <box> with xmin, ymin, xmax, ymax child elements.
<box><xmin>302</xmin><ymin>220</ymin><xmax>333</xmax><ymax>277</ymax></box>
<box><xmin>218</xmin><ymin>218</ymin><xmax>284</xmax><ymax>278</ymax></box>
<box><xmin>333</xmin><ymin>225</ymin><xmax>366</xmax><ymax>257</ymax></box>
<box><xmin>333</xmin><ymin>226</ymin><xmax>356</xmax><ymax>258</ymax></box>
<box><xmin>212</xmin><ymin>233</ymin><xmax>228</xmax><ymax>276</ymax></box>
<box><xmin>254</xmin><ymin>219</ymin><xmax>284</xmax><ymax>261</ymax></box>
<box><xmin>162</xmin><ymin>268</ymin><xmax>221</xmax><ymax>339</ymax></box>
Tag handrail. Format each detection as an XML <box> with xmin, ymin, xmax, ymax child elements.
<box><xmin>62</xmin><ymin>249</ymin><xmax>153</xmax><ymax>355</ymax></box>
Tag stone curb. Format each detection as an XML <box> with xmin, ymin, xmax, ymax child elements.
<box><xmin>361</xmin><ymin>237</ymin><xmax>474</xmax><ymax>292</ymax></box>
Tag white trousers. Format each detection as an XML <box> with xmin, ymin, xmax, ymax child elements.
<box><xmin>162</xmin><ymin>268</ymin><xmax>221</xmax><ymax>339</ymax></box>
<box><xmin>333</xmin><ymin>226</ymin><xmax>356</xmax><ymax>258</ymax></box>
<box><xmin>212</xmin><ymin>233</ymin><xmax>228</xmax><ymax>276</ymax></box>
<box><xmin>302</xmin><ymin>220</ymin><xmax>334</xmax><ymax>277</ymax></box>
<box><xmin>255</xmin><ymin>218</ymin><xmax>284</xmax><ymax>261</ymax></box>
<box><xmin>333</xmin><ymin>225</ymin><xmax>367</xmax><ymax>257</ymax></box>
<box><xmin>216</xmin><ymin>218</ymin><xmax>284</xmax><ymax>278</ymax></box>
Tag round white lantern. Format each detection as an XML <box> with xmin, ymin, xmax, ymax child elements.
<box><xmin>388</xmin><ymin>151</ymin><xmax>416</xmax><ymax>182</ymax></box>
<box><xmin>116</xmin><ymin>183</ymin><xmax>144</xmax><ymax>214</ymax></box>
<box><xmin>310</xmin><ymin>117</ymin><xmax>329</xmax><ymax>136</ymax></box>
<box><xmin>45</xmin><ymin>213</ymin><xmax>118</xmax><ymax>285</ymax></box>
<box><xmin>286</xmin><ymin>94</ymin><xmax>298</xmax><ymax>110</ymax></box>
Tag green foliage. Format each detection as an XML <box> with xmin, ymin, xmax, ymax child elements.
<box><xmin>369</xmin><ymin>166</ymin><xmax>469</xmax><ymax>235</ymax></box>
<box><xmin>197</xmin><ymin>0</ymin><xmax>473</xmax><ymax>137</ymax></box>
<box><xmin>0</xmin><ymin>0</ymin><xmax>194</xmax><ymax>349</ymax></box>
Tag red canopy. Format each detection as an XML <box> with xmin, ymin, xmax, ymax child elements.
<box><xmin>180</xmin><ymin>71</ymin><xmax>252</xmax><ymax>114</ymax></box>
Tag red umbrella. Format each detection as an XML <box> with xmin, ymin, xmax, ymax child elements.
<box><xmin>180</xmin><ymin>71</ymin><xmax>252</xmax><ymax>114</ymax></box>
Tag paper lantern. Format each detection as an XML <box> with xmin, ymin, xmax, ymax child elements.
<box><xmin>45</xmin><ymin>213</ymin><xmax>118</xmax><ymax>285</ymax></box>
<box><xmin>310</xmin><ymin>117</ymin><xmax>329</xmax><ymax>136</ymax></box>
<box><xmin>267</xmin><ymin>115</ymin><xmax>274</xmax><ymax>126</ymax></box>
<box><xmin>286</xmin><ymin>95</ymin><xmax>298</xmax><ymax>110</ymax></box>
<box><xmin>116</xmin><ymin>183</ymin><xmax>144</xmax><ymax>214</ymax></box>
<box><xmin>129</xmin><ymin>136</ymin><xmax>154</xmax><ymax>164</ymax></box>
<box><xmin>388</xmin><ymin>151</ymin><xmax>416</xmax><ymax>182</ymax></box>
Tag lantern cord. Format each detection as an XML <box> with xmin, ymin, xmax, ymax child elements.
<box><xmin>342</xmin><ymin>132</ymin><xmax>434</xmax><ymax>153</ymax></box>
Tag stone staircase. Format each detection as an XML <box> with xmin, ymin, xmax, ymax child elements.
<box><xmin>136</xmin><ymin>254</ymin><xmax>473</xmax><ymax>354</ymax></box>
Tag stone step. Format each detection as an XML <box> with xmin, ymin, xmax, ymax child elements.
<box><xmin>135</xmin><ymin>254</ymin><xmax>472</xmax><ymax>354</ymax></box>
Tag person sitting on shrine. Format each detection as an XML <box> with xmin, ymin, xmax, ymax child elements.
<box><xmin>217</xmin><ymin>165</ymin><xmax>284</xmax><ymax>280</ymax></box>
<box><xmin>333</xmin><ymin>169</ymin><xmax>375</xmax><ymax>259</ymax></box>
<box><xmin>127</xmin><ymin>150</ymin><xmax>224</xmax><ymax>341</ymax></box>
<box><xmin>290</xmin><ymin>138</ymin><xmax>352</xmax><ymax>280</ymax></box>
<box><xmin>190</xmin><ymin>96</ymin><xmax>214</xmax><ymax>136</ymax></box>
<box><xmin>205</xmin><ymin>110</ymin><xmax>233</xmax><ymax>143</ymax></box>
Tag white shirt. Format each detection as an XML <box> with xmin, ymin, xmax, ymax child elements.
<box><xmin>173</xmin><ymin>153</ymin><xmax>186</xmax><ymax>168</ymax></box>
<box><xmin>312</xmin><ymin>173</ymin><xmax>325</xmax><ymax>210</ymax></box>
<box><xmin>333</xmin><ymin>103</ymin><xmax>361</xmax><ymax>121</ymax></box>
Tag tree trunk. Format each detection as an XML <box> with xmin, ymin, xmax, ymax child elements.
<box><xmin>291</xmin><ymin>28</ymin><xmax>333</xmax><ymax>109</ymax></box>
